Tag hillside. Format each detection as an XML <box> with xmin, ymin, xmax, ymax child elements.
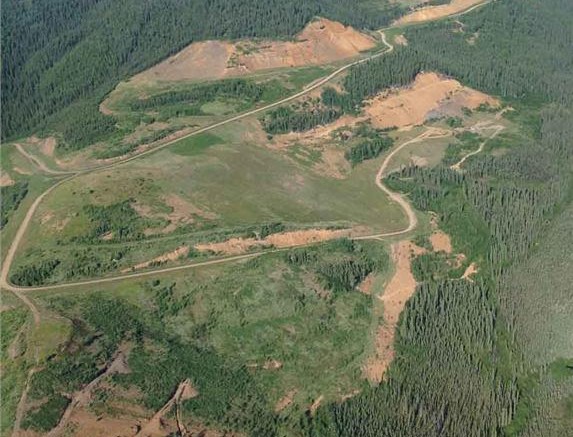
<box><xmin>1</xmin><ymin>0</ymin><xmax>573</xmax><ymax>436</ymax></box>
<box><xmin>1</xmin><ymin>0</ymin><xmax>402</xmax><ymax>144</ymax></box>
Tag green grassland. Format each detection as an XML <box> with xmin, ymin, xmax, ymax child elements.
<box><xmin>20</xmin><ymin>239</ymin><xmax>390</xmax><ymax>436</ymax></box>
<box><xmin>11</xmin><ymin>113</ymin><xmax>408</xmax><ymax>285</ymax></box>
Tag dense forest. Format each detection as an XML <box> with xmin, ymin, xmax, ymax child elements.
<box><xmin>303</xmin><ymin>0</ymin><xmax>573</xmax><ymax>435</ymax></box>
<box><xmin>1</xmin><ymin>0</ymin><xmax>402</xmax><ymax>147</ymax></box>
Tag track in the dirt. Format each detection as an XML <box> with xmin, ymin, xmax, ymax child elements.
<box><xmin>0</xmin><ymin>0</ymin><xmax>491</xmax><ymax>297</ymax></box>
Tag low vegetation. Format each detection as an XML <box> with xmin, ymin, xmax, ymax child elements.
<box><xmin>26</xmin><ymin>239</ymin><xmax>388</xmax><ymax>435</ymax></box>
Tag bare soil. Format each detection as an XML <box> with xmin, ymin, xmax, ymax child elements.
<box><xmin>429</xmin><ymin>230</ymin><xmax>453</xmax><ymax>253</ymax></box>
<box><xmin>0</xmin><ymin>171</ymin><xmax>15</xmax><ymax>186</ymax></box>
<box><xmin>363</xmin><ymin>241</ymin><xmax>426</xmax><ymax>383</ymax></box>
<box><xmin>394</xmin><ymin>34</ymin><xmax>408</xmax><ymax>46</ymax></box>
<box><xmin>395</xmin><ymin>0</ymin><xmax>485</xmax><ymax>25</ymax></box>
<box><xmin>121</xmin><ymin>245</ymin><xmax>190</xmax><ymax>273</ymax></box>
<box><xmin>195</xmin><ymin>228</ymin><xmax>349</xmax><ymax>255</ymax></box>
<box><xmin>135</xmin><ymin>194</ymin><xmax>217</xmax><ymax>235</ymax></box>
<box><xmin>461</xmin><ymin>262</ymin><xmax>478</xmax><ymax>281</ymax></box>
<box><xmin>275</xmin><ymin>390</ymin><xmax>297</xmax><ymax>413</ymax></box>
<box><xmin>133</xmin><ymin>18</ymin><xmax>375</xmax><ymax>82</ymax></box>
<box><xmin>309</xmin><ymin>395</ymin><xmax>324</xmax><ymax>416</ymax></box>
<box><xmin>365</xmin><ymin>72</ymin><xmax>499</xmax><ymax>129</ymax></box>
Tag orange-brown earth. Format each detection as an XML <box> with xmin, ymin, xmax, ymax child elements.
<box><xmin>133</xmin><ymin>18</ymin><xmax>375</xmax><ymax>83</ymax></box>
<box><xmin>395</xmin><ymin>0</ymin><xmax>486</xmax><ymax>25</ymax></box>
<box><xmin>429</xmin><ymin>229</ymin><xmax>453</xmax><ymax>253</ymax></box>
<box><xmin>195</xmin><ymin>228</ymin><xmax>350</xmax><ymax>255</ymax></box>
<box><xmin>275</xmin><ymin>390</ymin><xmax>298</xmax><ymax>413</ymax></box>
<box><xmin>363</xmin><ymin>241</ymin><xmax>426</xmax><ymax>383</ymax></box>
<box><xmin>364</xmin><ymin>72</ymin><xmax>499</xmax><ymax>129</ymax></box>
<box><xmin>0</xmin><ymin>171</ymin><xmax>15</xmax><ymax>186</ymax></box>
<box><xmin>121</xmin><ymin>245</ymin><xmax>190</xmax><ymax>273</ymax></box>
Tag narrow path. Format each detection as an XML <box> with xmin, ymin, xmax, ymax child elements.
<box><xmin>14</xmin><ymin>143</ymin><xmax>74</xmax><ymax>176</ymax></box>
<box><xmin>3</xmin><ymin>128</ymin><xmax>442</xmax><ymax>293</ymax></box>
<box><xmin>0</xmin><ymin>1</ymin><xmax>491</xmax><ymax>295</ymax></box>
<box><xmin>46</xmin><ymin>349</ymin><xmax>129</xmax><ymax>437</ymax></box>
<box><xmin>450</xmin><ymin>124</ymin><xmax>504</xmax><ymax>171</ymax></box>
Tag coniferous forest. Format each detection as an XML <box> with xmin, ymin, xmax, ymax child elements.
<box><xmin>1</xmin><ymin>0</ymin><xmax>401</xmax><ymax>143</ymax></box>
<box><xmin>2</xmin><ymin>0</ymin><xmax>573</xmax><ymax>435</ymax></box>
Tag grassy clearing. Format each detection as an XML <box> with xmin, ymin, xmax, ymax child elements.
<box><xmin>13</xmin><ymin>114</ymin><xmax>407</xmax><ymax>283</ymax></box>
<box><xmin>24</xmin><ymin>239</ymin><xmax>389</xmax><ymax>435</ymax></box>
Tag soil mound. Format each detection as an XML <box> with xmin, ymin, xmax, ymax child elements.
<box><xmin>133</xmin><ymin>18</ymin><xmax>375</xmax><ymax>83</ymax></box>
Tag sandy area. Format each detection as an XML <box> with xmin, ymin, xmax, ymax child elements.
<box><xmin>0</xmin><ymin>171</ymin><xmax>15</xmax><ymax>186</ymax></box>
<box><xmin>395</xmin><ymin>0</ymin><xmax>485</xmax><ymax>25</ymax></box>
<box><xmin>365</xmin><ymin>72</ymin><xmax>499</xmax><ymax>129</ymax></box>
<box><xmin>357</xmin><ymin>273</ymin><xmax>376</xmax><ymax>295</ymax></box>
<box><xmin>429</xmin><ymin>229</ymin><xmax>453</xmax><ymax>253</ymax></box>
<box><xmin>121</xmin><ymin>246</ymin><xmax>190</xmax><ymax>273</ymax></box>
<box><xmin>275</xmin><ymin>390</ymin><xmax>297</xmax><ymax>412</ymax></box>
<box><xmin>195</xmin><ymin>228</ymin><xmax>349</xmax><ymax>255</ymax></box>
<box><xmin>309</xmin><ymin>395</ymin><xmax>324</xmax><ymax>416</ymax></box>
<box><xmin>394</xmin><ymin>34</ymin><xmax>408</xmax><ymax>46</ymax></box>
<box><xmin>461</xmin><ymin>262</ymin><xmax>478</xmax><ymax>281</ymax></box>
<box><xmin>363</xmin><ymin>241</ymin><xmax>426</xmax><ymax>383</ymax></box>
<box><xmin>135</xmin><ymin>194</ymin><xmax>217</xmax><ymax>235</ymax></box>
<box><xmin>133</xmin><ymin>18</ymin><xmax>375</xmax><ymax>83</ymax></box>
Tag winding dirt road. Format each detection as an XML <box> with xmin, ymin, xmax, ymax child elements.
<box><xmin>0</xmin><ymin>33</ymin><xmax>394</xmax><ymax>295</ymax></box>
<box><xmin>1</xmin><ymin>1</ymin><xmax>490</xmax><ymax>297</ymax></box>
<box><xmin>3</xmin><ymin>4</ymin><xmax>493</xmax><ymax>437</ymax></box>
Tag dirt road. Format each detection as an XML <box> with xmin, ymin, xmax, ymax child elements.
<box><xmin>2</xmin><ymin>128</ymin><xmax>442</xmax><ymax>293</ymax></box>
<box><xmin>1</xmin><ymin>2</ymin><xmax>490</xmax><ymax>295</ymax></box>
<box><xmin>450</xmin><ymin>123</ymin><xmax>504</xmax><ymax>171</ymax></box>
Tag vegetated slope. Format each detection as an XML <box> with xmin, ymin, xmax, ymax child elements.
<box><xmin>17</xmin><ymin>240</ymin><xmax>388</xmax><ymax>436</ymax></box>
<box><xmin>135</xmin><ymin>18</ymin><xmax>375</xmax><ymax>82</ymax></box>
<box><xmin>1</xmin><ymin>0</ymin><xmax>402</xmax><ymax>146</ymax></box>
<box><xmin>301</xmin><ymin>0</ymin><xmax>573</xmax><ymax>435</ymax></box>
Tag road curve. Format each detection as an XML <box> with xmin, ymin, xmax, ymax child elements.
<box><xmin>0</xmin><ymin>34</ymin><xmax>393</xmax><ymax>294</ymax></box>
<box><xmin>1</xmin><ymin>0</ymin><xmax>491</xmax><ymax>294</ymax></box>
<box><xmin>2</xmin><ymin>128</ymin><xmax>443</xmax><ymax>293</ymax></box>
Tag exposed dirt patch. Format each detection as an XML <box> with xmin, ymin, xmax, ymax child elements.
<box><xmin>136</xmin><ymin>194</ymin><xmax>217</xmax><ymax>235</ymax></box>
<box><xmin>395</xmin><ymin>0</ymin><xmax>485</xmax><ymax>25</ymax></box>
<box><xmin>13</xmin><ymin>167</ymin><xmax>32</xmax><ymax>175</ymax></box>
<box><xmin>364</xmin><ymin>241</ymin><xmax>426</xmax><ymax>383</ymax></box>
<box><xmin>275</xmin><ymin>390</ymin><xmax>297</xmax><ymax>413</ymax></box>
<box><xmin>27</xmin><ymin>136</ymin><xmax>56</xmax><ymax>157</ymax></box>
<box><xmin>0</xmin><ymin>171</ymin><xmax>15</xmax><ymax>186</ymax></box>
<box><xmin>195</xmin><ymin>228</ymin><xmax>349</xmax><ymax>255</ymax></box>
<box><xmin>122</xmin><ymin>246</ymin><xmax>190</xmax><ymax>273</ymax></box>
<box><xmin>134</xmin><ymin>18</ymin><xmax>375</xmax><ymax>82</ymax></box>
<box><xmin>365</xmin><ymin>72</ymin><xmax>498</xmax><ymax>129</ymax></box>
<box><xmin>394</xmin><ymin>34</ymin><xmax>408</xmax><ymax>46</ymax></box>
<box><xmin>101</xmin><ymin>231</ymin><xmax>114</xmax><ymax>241</ymax></box>
<box><xmin>98</xmin><ymin>100</ymin><xmax>115</xmax><ymax>116</ymax></box>
<box><xmin>461</xmin><ymin>262</ymin><xmax>478</xmax><ymax>281</ymax></box>
<box><xmin>66</xmin><ymin>409</ymin><xmax>142</xmax><ymax>437</ymax></box>
<box><xmin>429</xmin><ymin>229</ymin><xmax>453</xmax><ymax>253</ymax></box>
<box><xmin>49</xmin><ymin>348</ymin><xmax>132</xmax><ymax>437</ymax></box>
<box><xmin>135</xmin><ymin>379</ymin><xmax>196</xmax><ymax>437</ymax></box>
<box><xmin>357</xmin><ymin>273</ymin><xmax>375</xmax><ymax>295</ymax></box>
<box><xmin>309</xmin><ymin>395</ymin><xmax>324</xmax><ymax>416</ymax></box>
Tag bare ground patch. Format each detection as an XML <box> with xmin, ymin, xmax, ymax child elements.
<box><xmin>133</xmin><ymin>18</ymin><xmax>375</xmax><ymax>83</ymax></box>
<box><xmin>461</xmin><ymin>262</ymin><xmax>478</xmax><ymax>281</ymax></box>
<box><xmin>275</xmin><ymin>389</ymin><xmax>298</xmax><ymax>413</ymax></box>
<box><xmin>364</xmin><ymin>72</ymin><xmax>499</xmax><ymax>130</ymax></box>
<box><xmin>395</xmin><ymin>0</ymin><xmax>486</xmax><ymax>25</ymax></box>
<box><xmin>429</xmin><ymin>229</ymin><xmax>453</xmax><ymax>253</ymax></box>
<box><xmin>0</xmin><ymin>171</ymin><xmax>15</xmax><ymax>187</ymax></box>
<box><xmin>121</xmin><ymin>245</ymin><xmax>190</xmax><ymax>273</ymax></box>
<box><xmin>135</xmin><ymin>194</ymin><xmax>218</xmax><ymax>235</ymax></box>
<box><xmin>363</xmin><ymin>241</ymin><xmax>426</xmax><ymax>383</ymax></box>
<box><xmin>195</xmin><ymin>228</ymin><xmax>350</xmax><ymax>255</ymax></box>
